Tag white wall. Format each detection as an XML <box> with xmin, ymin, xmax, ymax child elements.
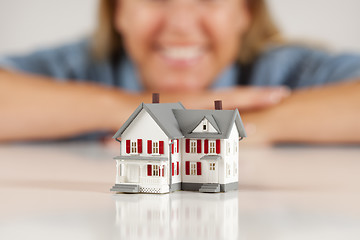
<box><xmin>268</xmin><ymin>0</ymin><xmax>360</xmax><ymax>52</ymax></box>
<box><xmin>0</xmin><ymin>0</ymin><xmax>98</xmax><ymax>55</ymax></box>
<box><xmin>0</xmin><ymin>0</ymin><xmax>359</xmax><ymax>55</ymax></box>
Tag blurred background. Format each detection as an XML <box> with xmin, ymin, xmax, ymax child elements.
<box><xmin>0</xmin><ymin>0</ymin><xmax>359</xmax><ymax>56</ymax></box>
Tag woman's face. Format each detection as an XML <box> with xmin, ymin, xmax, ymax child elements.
<box><xmin>115</xmin><ymin>0</ymin><xmax>250</xmax><ymax>92</ymax></box>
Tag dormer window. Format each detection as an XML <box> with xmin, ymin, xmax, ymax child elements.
<box><xmin>202</xmin><ymin>120</ymin><xmax>208</xmax><ymax>132</ymax></box>
<box><xmin>191</xmin><ymin>117</ymin><xmax>218</xmax><ymax>134</ymax></box>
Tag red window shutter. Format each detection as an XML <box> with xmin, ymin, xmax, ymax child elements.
<box><xmin>177</xmin><ymin>162</ymin><xmax>179</xmax><ymax>175</ymax></box>
<box><xmin>171</xmin><ymin>141</ymin><xmax>174</xmax><ymax>154</ymax></box>
<box><xmin>177</xmin><ymin>140</ymin><xmax>179</xmax><ymax>153</ymax></box>
<box><xmin>162</xmin><ymin>166</ymin><xmax>164</xmax><ymax>177</ymax></box>
<box><xmin>147</xmin><ymin>140</ymin><xmax>152</xmax><ymax>154</ymax></box>
<box><xmin>197</xmin><ymin>139</ymin><xmax>202</xmax><ymax>153</ymax></box>
<box><xmin>126</xmin><ymin>140</ymin><xmax>130</xmax><ymax>154</ymax></box>
<box><xmin>172</xmin><ymin>162</ymin><xmax>174</xmax><ymax>176</ymax></box>
<box><xmin>159</xmin><ymin>141</ymin><xmax>164</xmax><ymax>154</ymax></box>
<box><xmin>147</xmin><ymin>165</ymin><xmax>152</xmax><ymax>176</ymax></box>
<box><xmin>137</xmin><ymin>139</ymin><xmax>142</xmax><ymax>153</ymax></box>
<box><xmin>216</xmin><ymin>139</ymin><xmax>221</xmax><ymax>154</ymax></box>
<box><xmin>197</xmin><ymin>162</ymin><xmax>202</xmax><ymax>175</ymax></box>
<box><xmin>185</xmin><ymin>139</ymin><xmax>190</xmax><ymax>153</ymax></box>
<box><xmin>204</xmin><ymin>139</ymin><xmax>209</xmax><ymax>154</ymax></box>
<box><xmin>185</xmin><ymin>161</ymin><xmax>190</xmax><ymax>175</ymax></box>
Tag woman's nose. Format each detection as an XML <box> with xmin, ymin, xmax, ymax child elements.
<box><xmin>163</xmin><ymin>1</ymin><xmax>201</xmax><ymax>38</ymax></box>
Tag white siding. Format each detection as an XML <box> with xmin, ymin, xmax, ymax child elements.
<box><xmin>121</xmin><ymin>109</ymin><xmax>168</xmax><ymax>156</ymax></box>
<box><xmin>223</xmin><ymin>123</ymin><xmax>239</xmax><ymax>184</ymax></box>
<box><xmin>119</xmin><ymin>109</ymin><xmax>181</xmax><ymax>189</ymax></box>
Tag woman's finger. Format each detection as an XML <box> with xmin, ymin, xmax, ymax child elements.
<box><xmin>212</xmin><ymin>86</ymin><xmax>291</xmax><ymax>110</ymax></box>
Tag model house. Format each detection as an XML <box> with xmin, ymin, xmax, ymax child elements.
<box><xmin>110</xmin><ymin>94</ymin><xmax>246</xmax><ymax>193</ymax></box>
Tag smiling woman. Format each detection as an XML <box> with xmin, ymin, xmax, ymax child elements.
<box><xmin>0</xmin><ymin>0</ymin><xmax>359</xmax><ymax>143</ymax></box>
<box><xmin>93</xmin><ymin>0</ymin><xmax>280</xmax><ymax>91</ymax></box>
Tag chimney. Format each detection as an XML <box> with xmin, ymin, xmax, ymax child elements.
<box><xmin>152</xmin><ymin>93</ymin><xmax>160</xmax><ymax>104</ymax></box>
<box><xmin>214</xmin><ymin>100</ymin><xmax>222</xmax><ymax>110</ymax></box>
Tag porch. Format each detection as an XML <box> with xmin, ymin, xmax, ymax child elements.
<box><xmin>114</xmin><ymin>155</ymin><xmax>169</xmax><ymax>186</ymax></box>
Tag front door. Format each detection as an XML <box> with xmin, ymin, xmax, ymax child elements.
<box><xmin>127</xmin><ymin>164</ymin><xmax>140</xmax><ymax>183</ymax></box>
<box><xmin>207</xmin><ymin>162</ymin><xmax>218</xmax><ymax>183</ymax></box>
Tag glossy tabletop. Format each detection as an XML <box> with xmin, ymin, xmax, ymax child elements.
<box><xmin>0</xmin><ymin>142</ymin><xmax>359</xmax><ymax>240</ymax></box>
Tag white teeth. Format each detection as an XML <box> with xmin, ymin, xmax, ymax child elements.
<box><xmin>162</xmin><ymin>47</ymin><xmax>202</xmax><ymax>60</ymax></box>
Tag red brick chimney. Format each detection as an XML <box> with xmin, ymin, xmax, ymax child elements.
<box><xmin>152</xmin><ymin>93</ymin><xmax>160</xmax><ymax>104</ymax></box>
<box><xmin>214</xmin><ymin>100</ymin><xmax>222</xmax><ymax>110</ymax></box>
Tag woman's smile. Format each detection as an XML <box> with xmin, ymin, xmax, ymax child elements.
<box><xmin>116</xmin><ymin>0</ymin><xmax>250</xmax><ymax>91</ymax></box>
<box><xmin>157</xmin><ymin>45</ymin><xmax>205</xmax><ymax>68</ymax></box>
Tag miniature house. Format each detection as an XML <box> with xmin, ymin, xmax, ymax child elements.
<box><xmin>110</xmin><ymin>94</ymin><xmax>246</xmax><ymax>193</ymax></box>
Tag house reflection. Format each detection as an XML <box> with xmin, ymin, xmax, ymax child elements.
<box><xmin>112</xmin><ymin>191</ymin><xmax>239</xmax><ymax>240</ymax></box>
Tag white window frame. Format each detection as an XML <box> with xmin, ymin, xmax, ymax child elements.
<box><xmin>190</xmin><ymin>162</ymin><xmax>197</xmax><ymax>175</ymax></box>
<box><xmin>209</xmin><ymin>140</ymin><xmax>216</xmax><ymax>154</ymax></box>
<box><xmin>152</xmin><ymin>165</ymin><xmax>160</xmax><ymax>177</ymax></box>
<box><xmin>174</xmin><ymin>140</ymin><xmax>177</xmax><ymax>153</ymax></box>
<box><xmin>190</xmin><ymin>140</ymin><xmax>197</xmax><ymax>154</ymax></box>
<box><xmin>233</xmin><ymin>141</ymin><xmax>238</xmax><ymax>154</ymax></box>
<box><xmin>233</xmin><ymin>162</ymin><xmax>237</xmax><ymax>176</ymax></box>
<box><xmin>226</xmin><ymin>141</ymin><xmax>231</xmax><ymax>156</ymax></box>
<box><xmin>152</xmin><ymin>141</ymin><xmax>159</xmax><ymax>155</ymax></box>
<box><xmin>130</xmin><ymin>141</ymin><xmax>137</xmax><ymax>154</ymax></box>
<box><xmin>209</xmin><ymin>163</ymin><xmax>216</xmax><ymax>171</ymax></box>
<box><xmin>173</xmin><ymin>162</ymin><xmax>176</xmax><ymax>175</ymax></box>
<box><xmin>226</xmin><ymin>163</ymin><xmax>231</xmax><ymax>177</ymax></box>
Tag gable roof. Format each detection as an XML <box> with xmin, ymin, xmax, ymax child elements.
<box><xmin>173</xmin><ymin>109</ymin><xmax>246</xmax><ymax>139</ymax></box>
<box><xmin>113</xmin><ymin>102</ymin><xmax>247</xmax><ymax>140</ymax></box>
<box><xmin>190</xmin><ymin>115</ymin><xmax>221</xmax><ymax>133</ymax></box>
<box><xmin>113</xmin><ymin>102</ymin><xmax>185</xmax><ymax>139</ymax></box>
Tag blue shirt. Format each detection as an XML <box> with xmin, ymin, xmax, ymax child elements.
<box><xmin>1</xmin><ymin>40</ymin><xmax>360</xmax><ymax>140</ymax></box>
<box><xmin>1</xmin><ymin>40</ymin><xmax>360</xmax><ymax>91</ymax></box>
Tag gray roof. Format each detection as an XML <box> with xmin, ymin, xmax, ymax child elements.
<box><xmin>173</xmin><ymin>109</ymin><xmax>247</xmax><ymax>139</ymax></box>
<box><xmin>113</xmin><ymin>102</ymin><xmax>185</xmax><ymax>139</ymax></box>
<box><xmin>114</xmin><ymin>156</ymin><xmax>168</xmax><ymax>161</ymax></box>
<box><xmin>113</xmin><ymin>102</ymin><xmax>246</xmax><ymax>140</ymax></box>
<box><xmin>200</xmin><ymin>155</ymin><xmax>222</xmax><ymax>161</ymax></box>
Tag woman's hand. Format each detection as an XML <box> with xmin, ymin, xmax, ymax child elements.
<box><xmin>138</xmin><ymin>86</ymin><xmax>291</xmax><ymax>110</ymax></box>
<box><xmin>240</xmin><ymin>80</ymin><xmax>360</xmax><ymax>145</ymax></box>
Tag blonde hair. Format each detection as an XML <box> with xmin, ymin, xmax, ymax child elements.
<box><xmin>92</xmin><ymin>0</ymin><xmax>282</xmax><ymax>64</ymax></box>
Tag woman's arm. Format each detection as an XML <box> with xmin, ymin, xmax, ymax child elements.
<box><xmin>242</xmin><ymin>80</ymin><xmax>360</xmax><ymax>144</ymax></box>
<box><xmin>0</xmin><ymin>70</ymin><xmax>140</xmax><ymax>141</ymax></box>
<box><xmin>0</xmin><ymin>70</ymin><xmax>290</xmax><ymax>142</ymax></box>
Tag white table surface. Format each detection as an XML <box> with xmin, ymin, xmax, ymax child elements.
<box><xmin>0</xmin><ymin>142</ymin><xmax>359</xmax><ymax>240</ymax></box>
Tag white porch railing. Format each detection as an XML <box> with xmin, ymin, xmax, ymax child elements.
<box><xmin>140</xmin><ymin>177</ymin><xmax>167</xmax><ymax>185</ymax></box>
